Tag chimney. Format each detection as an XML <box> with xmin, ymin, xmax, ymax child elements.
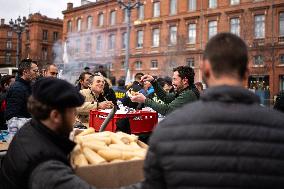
<box><xmin>67</xmin><ymin>3</ymin><xmax>73</xmax><ymax>10</ymax></box>
<box><xmin>1</xmin><ymin>19</ymin><xmax>4</xmax><ymax>26</ymax></box>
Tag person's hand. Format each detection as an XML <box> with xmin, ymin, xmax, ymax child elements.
<box><xmin>98</xmin><ymin>101</ymin><xmax>114</xmax><ymax>109</ymax></box>
<box><xmin>140</xmin><ymin>74</ymin><xmax>154</xmax><ymax>82</ymax></box>
<box><xmin>130</xmin><ymin>93</ymin><xmax>146</xmax><ymax>103</ymax></box>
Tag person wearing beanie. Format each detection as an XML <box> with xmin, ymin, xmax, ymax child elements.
<box><xmin>0</xmin><ymin>77</ymin><xmax>96</xmax><ymax>189</ymax></box>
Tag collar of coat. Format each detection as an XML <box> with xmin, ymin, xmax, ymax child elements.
<box><xmin>16</xmin><ymin>76</ymin><xmax>31</xmax><ymax>86</ymax></box>
<box><xmin>30</xmin><ymin>119</ymin><xmax>76</xmax><ymax>155</ymax></box>
<box><xmin>201</xmin><ymin>85</ymin><xmax>260</xmax><ymax>105</ymax></box>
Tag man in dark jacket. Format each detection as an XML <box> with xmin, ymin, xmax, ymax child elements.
<box><xmin>0</xmin><ymin>78</ymin><xmax>140</xmax><ymax>189</ymax></box>
<box><xmin>142</xmin><ymin>33</ymin><xmax>284</xmax><ymax>188</ymax></box>
<box><xmin>131</xmin><ymin>66</ymin><xmax>199</xmax><ymax>116</ymax></box>
<box><xmin>5</xmin><ymin>59</ymin><xmax>39</xmax><ymax>121</ymax></box>
<box><xmin>0</xmin><ymin>78</ymin><xmax>92</xmax><ymax>189</ymax></box>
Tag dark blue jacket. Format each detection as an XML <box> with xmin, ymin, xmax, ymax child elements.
<box><xmin>143</xmin><ymin>86</ymin><xmax>284</xmax><ymax>189</ymax></box>
<box><xmin>5</xmin><ymin>77</ymin><xmax>32</xmax><ymax>121</ymax></box>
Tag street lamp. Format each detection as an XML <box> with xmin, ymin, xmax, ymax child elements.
<box><xmin>9</xmin><ymin>16</ymin><xmax>28</xmax><ymax>68</ymax></box>
<box><xmin>117</xmin><ymin>0</ymin><xmax>143</xmax><ymax>78</ymax></box>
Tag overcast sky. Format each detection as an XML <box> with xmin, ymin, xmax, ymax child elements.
<box><xmin>0</xmin><ymin>0</ymin><xmax>81</xmax><ymax>23</ymax></box>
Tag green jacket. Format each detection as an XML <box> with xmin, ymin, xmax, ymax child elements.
<box><xmin>145</xmin><ymin>80</ymin><xmax>198</xmax><ymax>116</ymax></box>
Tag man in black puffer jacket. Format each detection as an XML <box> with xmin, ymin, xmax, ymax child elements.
<box><xmin>1</xmin><ymin>77</ymin><xmax>141</xmax><ymax>189</ymax></box>
<box><xmin>142</xmin><ymin>33</ymin><xmax>284</xmax><ymax>189</ymax></box>
<box><xmin>5</xmin><ymin>59</ymin><xmax>39</xmax><ymax>121</ymax></box>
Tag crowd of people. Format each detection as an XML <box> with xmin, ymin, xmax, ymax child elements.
<box><xmin>1</xmin><ymin>33</ymin><xmax>284</xmax><ymax>188</ymax></box>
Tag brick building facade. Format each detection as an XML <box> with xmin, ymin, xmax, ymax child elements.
<box><xmin>0</xmin><ymin>19</ymin><xmax>17</xmax><ymax>66</ymax></box>
<box><xmin>21</xmin><ymin>13</ymin><xmax>63</xmax><ymax>67</ymax></box>
<box><xmin>62</xmin><ymin>0</ymin><xmax>284</xmax><ymax>103</ymax></box>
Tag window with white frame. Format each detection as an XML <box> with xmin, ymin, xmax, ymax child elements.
<box><xmin>170</xmin><ymin>0</ymin><xmax>177</xmax><ymax>15</ymax></box>
<box><xmin>186</xmin><ymin>58</ymin><xmax>195</xmax><ymax>67</ymax></box>
<box><xmin>152</xmin><ymin>28</ymin><xmax>160</xmax><ymax>47</ymax></box>
<box><xmin>280</xmin><ymin>54</ymin><xmax>284</xmax><ymax>64</ymax></box>
<box><xmin>169</xmin><ymin>61</ymin><xmax>176</xmax><ymax>68</ymax></box>
<box><xmin>188</xmin><ymin>0</ymin><xmax>196</xmax><ymax>11</ymax></box>
<box><xmin>153</xmin><ymin>2</ymin><xmax>160</xmax><ymax>17</ymax></box>
<box><xmin>77</xmin><ymin>18</ymin><xmax>81</xmax><ymax>32</ymax></box>
<box><xmin>124</xmin><ymin>9</ymin><xmax>128</xmax><ymax>23</ymax></box>
<box><xmin>87</xmin><ymin>16</ymin><xmax>93</xmax><ymax>30</ymax></box>
<box><xmin>75</xmin><ymin>39</ymin><xmax>80</xmax><ymax>53</ymax></box>
<box><xmin>67</xmin><ymin>21</ymin><xmax>72</xmax><ymax>32</ymax></box>
<box><xmin>96</xmin><ymin>36</ymin><xmax>102</xmax><ymax>51</ymax></box>
<box><xmin>208</xmin><ymin>20</ymin><xmax>217</xmax><ymax>39</ymax></box>
<box><xmin>98</xmin><ymin>13</ymin><xmax>104</xmax><ymax>26</ymax></box>
<box><xmin>188</xmin><ymin>23</ymin><xmax>196</xmax><ymax>44</ymax></box>
<box><xmin>254</xmin><ymin>55</ymin><xmax>264</xmax><ymax>66</ymax></box>
<box><xmin>109</xmin><ymin>34</ymin><xmax>116</xmax><ymax>49</ymax></box>
<box><xmin>6</xmin><ymin>41</ymin><xmax>12</xmax><ymax>49</ymax></box>
<box><xmin>230</xmin><ymin>18</ymin><xmax>240</xmax><ymax>36</ymax></box>
<box><xmin>53</xmin><ymin>32</ymin><xmax>58</xmax><ymax>42</ymax></box>
<box><xmin>7</xmin><ymin>31</ymin><xmax>12</xmax><ymax>37</ymax></box>
<box><xmin>5</xmin><ymin>53</ymin><xmax>11</xmax><ymax>64</ymax></box>
<box><xmin>85</xmin><ymin>37</ymin><xmax>92</xmax><ymax>52</ymax></box>
<box><xmin>230</xmin><ymin>0</ymin><xmax>240</xmax><ymax>5</ymax></box>
<box><xmin>208</xmin><ymin>0</ymin><xmax>217</xmax><ymax>9</ymax></box>
<box><xmin>137</xmin><ymin>30</ymin><xmax>143</xmax><ymax>48</ymax></box>
<box><xmin>138</xmin><ymin>4</ymin><xmax>144</xmax><ymax>20</ymax></box>
<box><xmin>122</xmin><ymin>32</ymin><xmax>127</xmax><ymax>49</ymax></box>
<box><xmin>42</xmin><ymin>30</ymin><xmax>48</xmax><ymax>41</ymax></box>
<box><xmin>135</xmin><ymin>61</ymin><xmax>142</xmax><ymax>70</ymax></box>
<box><xmin>110</xmin><ymin>11</ymin><xmax>116</xmax><ymax>26</ymax></box>
<box><xmin>280</xmin><ymin>12</ymin><xmax>284</xmax><ymax>36</ymax></box>
<box><xmin>169</xmin><ymin>26</ymin><xmax>177</xmax><ymax>45</ymax></box>
<box><xmin>254</xmin><ymin>15</ymin><xmax>265</xmax><ymax>39</ymax></box>
<box><xmin>42</xmin><ymin>47</ymin><xmax>48</xmax><ymax>60</ymax></box>
<box><xmin>151</xmin><ymin>60</ymin><xmax>158</xmax><ymax>69</ymax></box>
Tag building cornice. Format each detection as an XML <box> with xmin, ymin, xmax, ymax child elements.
<box><xmin>204</xmin><ymin>12</ymin><xmax>222</xmax><ymax>18</ymax></box>
<box><xmin>248</xmin><ymin>5</ymin><xmax>270</xmax><ymax>12</ymax></box>
<box><xmin>62</xmin><ymin>0</ymin><xmax>116</xmax><ymax>14</ymax></box>
<box><xmin>272</xmin><ymin>3</ymin><xmax>284</xmax><ymax>8</ymax></box>
<box><xmin>225</xmin><ymin>9</ymin><xmax>245</xmax><ymax>15</ymax></box>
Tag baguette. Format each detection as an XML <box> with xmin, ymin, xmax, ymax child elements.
<box><xmin>77</xmin><ymin>128</ymin><xmax>95</xmax><ymax>136</ymax></box>
<box><xmin>129</xmin><ymin>142</ymin><xmax>142</xmax><ymax>149</ymax></box>
<box><xmin>110</xmin><ymin>135</ymin><xmax>125</xmax><ymax>145</ymax></box>
<box><xmin>77</xmin><ymin>134</ymin><xmax>111</xmax><ymax>145</ymax></box>
<box><xmin>74</xmin><ymin>153</ymin><xmax>88</xmax><ymax>167</ymax></box>
<box><xmin>72</xmin><ymin>144</ymin><xmax>82</xmax><ymax>155</ymax></box>
<box><xmin>109</xmin><ymin>144</ymin><xmax>135</xmax><ymax>152</ymax></box>
<box><xmin>83</xmin><ymin>147</ymin><xmax>106</xmax><ymax>164</ymax></box>
<box><xmin>116</xmin><ymin>132</ymin><xmax>138</xmax><ymax>142</ymax></box>
<box><xmin>97</xmin><ymin>149</ymin><xmax>123</xmax><ymax>161</ymax></box>
<box><xmin>110</xmin><ymin>159</ymin><xmax>125</xmax><ymax>163</ymax></box>
<box><xmin>79</xmin><ymin>138</ymin><xmax>106</xmax><ymax>146</ymax></box>
<box><xmin>120</xmin><ymin>137</ymin><xmax>131</xmax><ymax>145</ymax></box>
<box><xmin>83</xmin><ymin>142</ymin><xmax>109</xmax><ymax>152</ymax></box>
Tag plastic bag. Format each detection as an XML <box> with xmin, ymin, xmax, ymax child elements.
<box><xmin>6</xmin><ymin>117</ymin><xmax>31</xmax><ymax>142</ymax></box>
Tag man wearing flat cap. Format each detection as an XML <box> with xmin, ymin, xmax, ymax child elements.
<box><xmin>0</xmin><ymin>78</ymin><xmax>97</xmax><ymax>189</ymax></box>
